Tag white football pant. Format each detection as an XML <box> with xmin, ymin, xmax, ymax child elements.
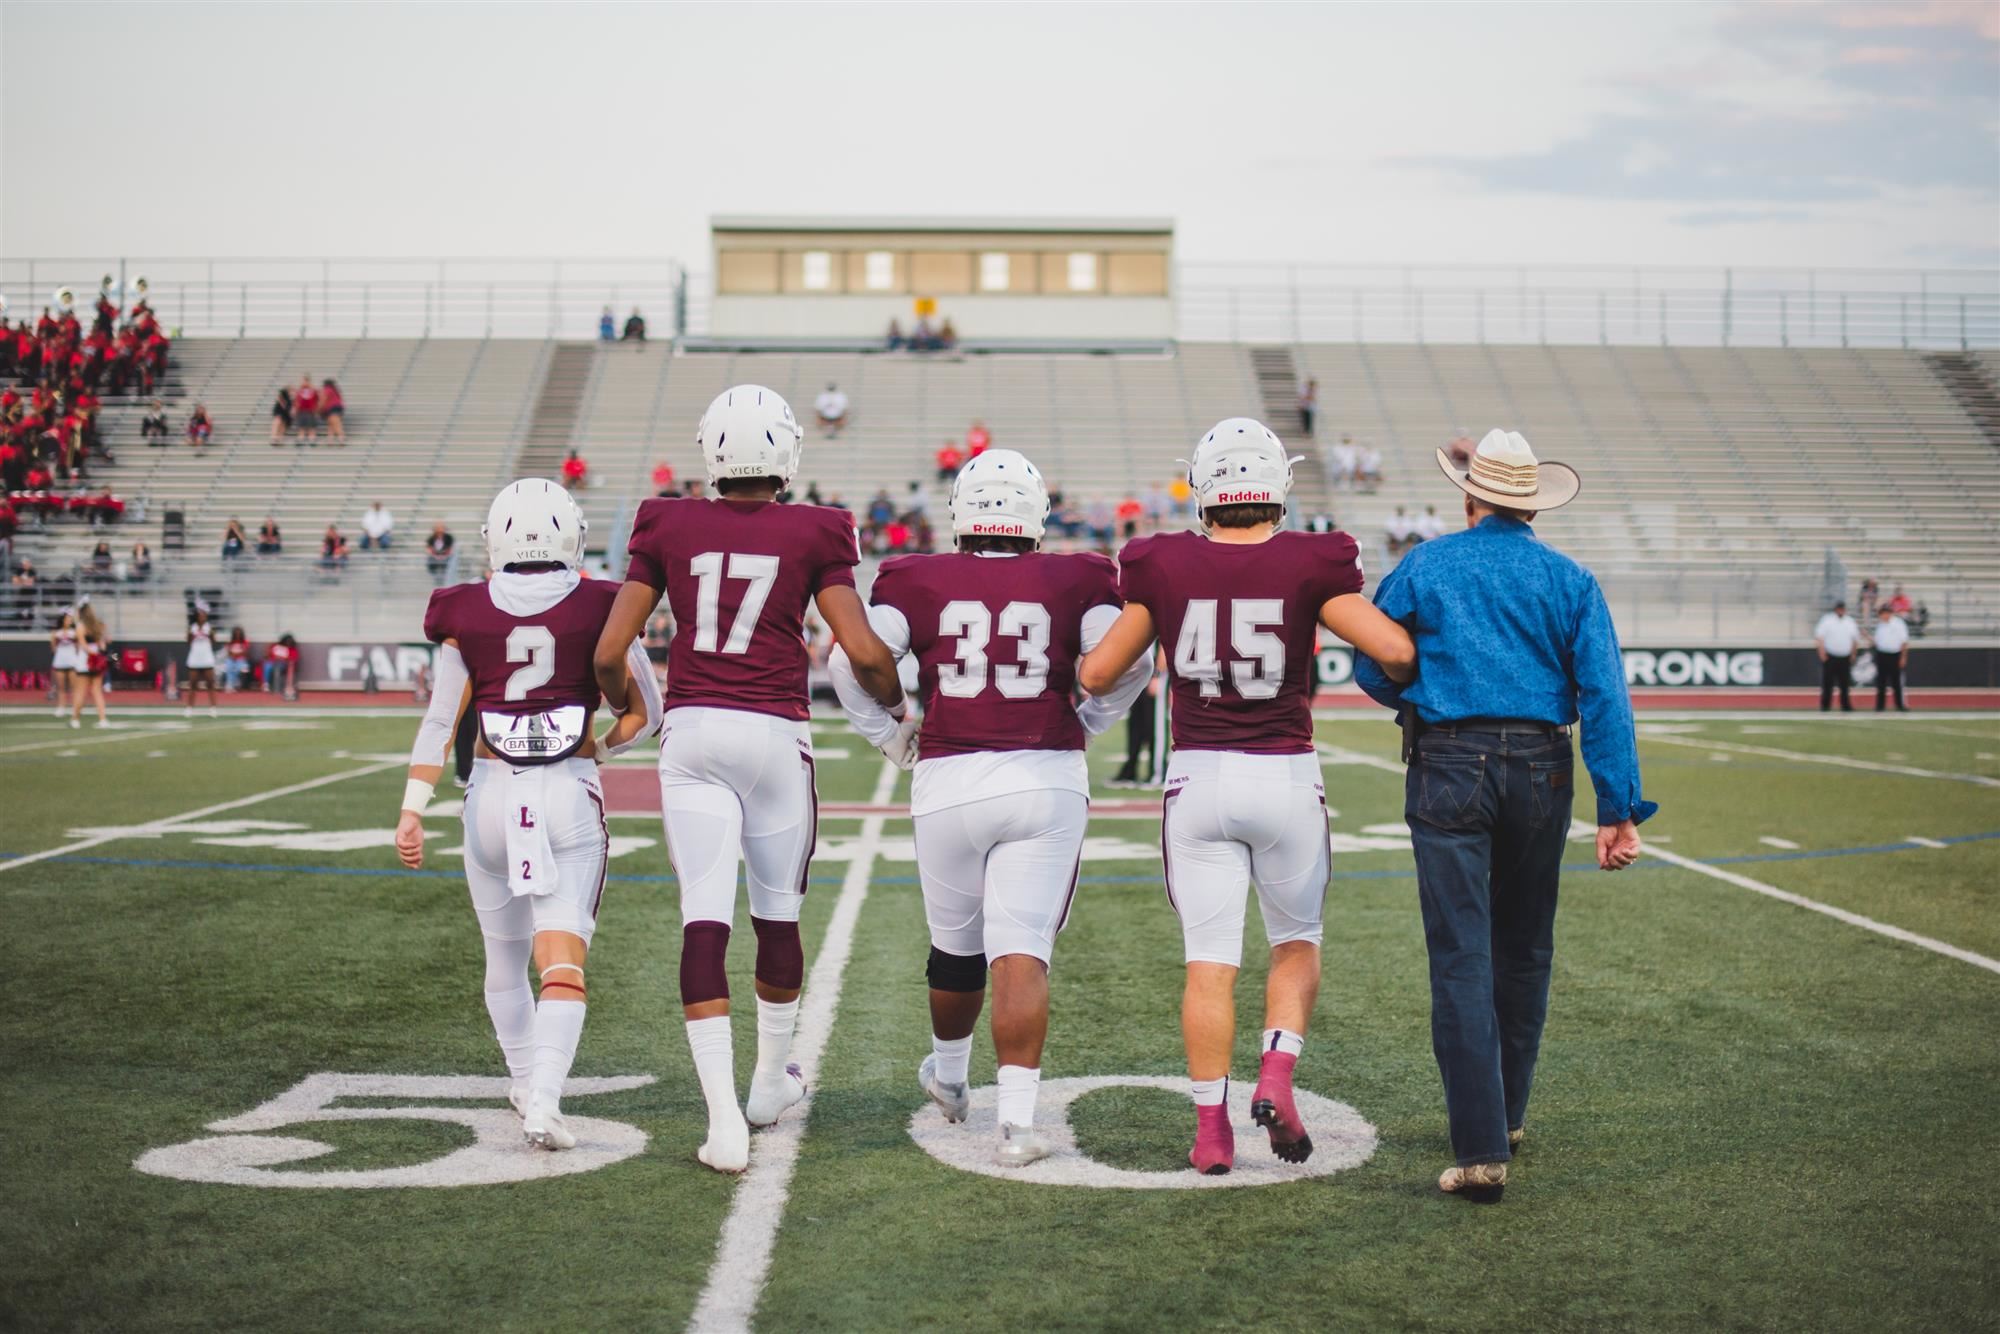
<box><xmin>657</xmin><ymin>706</ymin><xmax>818</xmax><ymax>926</ymax></box>
<box><xmin>1162</xmin><ymin>750</ymin><xmax>1329</xmax><ymax>967</ymax></box>
<box><xmin>462</xmin><ymin>756</ymin><xmax>609</xmax><ymax>944</ymax></box>
<box><xmin>913</xmin><ymin>788</ymin><xmax>1088</xmax><ymax>966</ymax></box>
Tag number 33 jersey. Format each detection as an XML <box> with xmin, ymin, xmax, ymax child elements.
<box><xmin>624</xmin><ymin>497</ymin><xmax>860</xmax><ymax>721</ymax></box>
<box><xmin>869</xmin><ymin>550</ymin><xmax>1122</xmax><ymax>758</ymax></box>
<box><xmin>1116</xmin><ymin>529</ymin><xmax>1363</xmax><ymax>755</ymax></box>
<box><xmin>423</xmin><ymin>577</ymin><xmax>621</xmax><ymax>716</ymax></box>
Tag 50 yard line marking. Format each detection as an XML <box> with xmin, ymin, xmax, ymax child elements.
<box><xmin>687</xmin><ymin>759</ymin><xmax>899</xmax><ymax>1334</ymax></box>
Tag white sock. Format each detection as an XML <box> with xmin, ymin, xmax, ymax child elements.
<box><xmin>1262</xmin><ymin>1027</ymin><xmax>1305</xmax><ymax>1059</ymax></box>
<box><xmin>1191</xmin><ymin>1075</ymin><xmax>1229</xmax><ymax>1108</ymax></box>
<box><xmin>529</xmin><ymin>998</ymin><xmax>586</xmax><ymax>1107</ymax></box>
<box><xmin>484</xmin><ymin>985</ymin><xmax>536</xmax><ymax>1081</ymax></box>
<box><xmin>685</xmin><ymin>1015</ymin><xmax>739</xmax><ymax>1124</ymax></box>
<box><xmin>996</xmin><ymin>1064</ymin><xmax>1041</xmax><ymax>1129</ymax></box>
<box><xmin>931</xmin><ymin>1034</ymin><xmax>973</xmax><ymax>1086</ymax></box>
<box><xmin>754</xmin><ymin>997</ymin><xmax>800</xmax><ymax>1078</ymax></box>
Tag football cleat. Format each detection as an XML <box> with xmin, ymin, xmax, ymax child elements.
<box><xmin>1250</xmin><ymin>1050</ymin><xmax>1313</xmax><ymax>1164</ymax></box>
<box><xmin>917</xmin><ymin>1053</ymin><xmax>970</xmax><ymax>1124</ymax></box>
<box><xmin>508</xmin><ymin>1081</ymin><xmax>530</xmax><ymax>1120</ymax></box>
<box><xmin>697</xmin><ymin>1111</ymin><xmax>751</xmax><ymax>1174</ymax></box>
<box><xmin>523</xmin><ymin>1101</ymin><xmax>576</xmax><ymax>1151</ymax></box>
<box><xmin>745</xmin><ymin>1062</ymin><xmax>808</xmax><ymax>1127</ymax></box>
<box><xmin>995</xmin><ymin>1123</ymin><xmax>1051</xmax><ymax>1168</ymax></box>
<box><xmin>1439</xmin><ymin>1161</ymin><xmax>1507</xmax><ymax>1203</ymax></box>
<box><xmin>1189</xmin><ymin>1102</ymin><xmax>1234</xmax><ymax>1175</ymax></box>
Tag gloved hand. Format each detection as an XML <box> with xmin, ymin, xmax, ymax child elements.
<box><xmin>879</xmin><ymin>700</ymin><xmax>920</xmax><ymax>770</ymax></box>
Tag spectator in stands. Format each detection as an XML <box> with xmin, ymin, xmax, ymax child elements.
<box><xmin>1357</xmin><ymin>443</ymin><xmax>1383</xmax><ymax>491</ymax></box>
<box><xmin>644</xmin><ymin>613</ymin><xmax>672</xmax><ymax>657</ymax></box>
<box><xmin>562</xmin><ymin>449</ymin><xmax>588</xmax><ymax>491</ymax></box>
<box><xmin>221</xmin><ymin>627</ymin><xmax>255</xmax><ymax>691</ymax></box>
<box><xmin>886</xmin><ymin>319</ymin><xmax>905</xmax><ymax>351</ymax></box>
<box><xmin>651</xmin><ymin>460</ymin><xmax>676</xmax><ymax>496</ymax></box>
<box><xmin>143</xmin><ymin>398</ymin><xmax>171</xmax><ymax>444</ymax></box>
<box><xmin>1872</xmin><ymin>604</ymin><xmax>1910</xmax><ymax>713</ymax></box>
<box><xmin>815</xmin><ymin>383</ymin><xmax>849</xmax><ymax>438</ymax></box>
<box><xmin>320</xmin><ymin>524</ymin><xmax>350</xmax><ymax>570</ymax></box>
<box><xmin>1332</xmin><ymin>434</ymin><xmax>1360</xmax><ymax>488</ymax></box>
<box><xmin>1887</xmin><ymin>584</ymin><xmax>1912</xmax><ymax>616</ymax></box>
<box><xmin>269</xmin><ymin>386</ymin><xmax>293</xmax><ymax>443</ymax></box>
<box><xmin>1447</xmin><ymin>429</ymin><xmax>1475</xmax><ymax>470</ymax></box>
<box><xmin>264</xmin><ymin>633</ymin><xmax>299</xmax><ymax>694</ymax></box>
<box><xmin>129</xmin><ymin>540</ymin><xmax>152</xmax><ymax>581</ymax></box>
<box><xmin>1385</xmin><ymin>506</ymin><xmax>1415</xmax><ymax>558</ymax></box>
<box><xmin>294</xmin><ymin>375</ymin><xmax>321</xmax><ymax>444</ymax></box>
<box><xmin>185</xmin><ymin>402</ymin><xmax>213</xmax><ymax>447</ymax></box>
<box><xmin>1117</xmin><ymin>493</ymin><xmax>1143</xmax><ymax>541</ymax></box>
<box><xmin>685</xmin><ymin>478</ymin><xmax>705</xmax><ymax>499</ymax></box>
<box><xmin>1814</xmin><ymin>599</ymin><xmax>1861</xmax><ymax>713</ymax></box>
<box><xmin>12</xmin><ymin>555</ymin><xmax>37</xmax><ymax>592</ymax></box>
<box><xmin>321</xmin><ymin>379</ymin><xmax>346</xmax><ymax>442</ymax></box>
<box><xmin>0</xmin><ymin>496</ymin><xmax>15</xmax><ymax>558</ymax></box>
<box><xmin>425</xmin><ymin>521</ymin><xmax>455</xmax><ymax>578</ymax></box>
<box><xmin>1168</xmin><ymin>473</ymin><xmax>1193</xmax><ymax>520</ymax></box>
<box><xmin>1857</xmin><ymin>577</ymin><xmax>1880</xmax><ymax>622</ymax></box>
<box><xmin>1413</xmin><ymin>505</ymin><xmax>1445</xmax><ymax>543</ymax></box>
<box><xmin>622</xmin><ymin>309</ymin><xmax>647</xmax><ymax>342</ymax></box>
<box><xmin>966</xmin><ymin>420</ymin><xmax>991</xmax><ymax>457</ymax></box>
<box><xmin>1085</xmin><ymin>497</ymin><xmax>1115</xmax><ymax>549</ymax></box>
<box><xmin>903</xmin><ymin>479</ymin><xmax>930</xmax><ymax>528</ymax></box>
<box><xmin>222</xmin><ymin>518</ymin><xmax>248</xmax><ymax>561</ymax></box>
<box><xmin>1143</xmin><ymin>482</ymin><xmax>1168</xmax><ymax>531</ymax></box>
<box><xmin>599</xmin><ymin>308</ymin><xmax>616</xmax><ymax>342</ymax></box>
<box><xmin>935</xmin><ymin>440</ymin><xmax>963</xmax><ymax>480</ymax></box>
<box><xmin>88</xmin><ymin>540</ymin><xmax>114</xmax><ymax>579</ymax></box>
<box><xmin>256</xmin><ymin>516</ymin><xmax>283</xmax><ymax>555</ymax></box>
<box><xmin>360</xmin><ymin>501</ymin><xmax>394</xmax><ymax>551</ymax></box>
<box><xmin>803</xmin><ymin>481</ymin><xmax>824</xmax><ymax>506</ymax></box>
<box><xmin>1299</xmin><ymin>378</ymin><xmax>1319</xmax><ymax>436</ymax></box>
<box><xmin>867</xmin><ymin>489</ymin><xmax>895</xmax><ymax>530</ymax></box>
<box><xmin>939</xmin><ymin>318</ymin><xmax>958</xmax><ymax>351</ymax></box>
<box><xmin>884</xmin><ymin>516</ymin><xmax>912</xmax><ymax>553</ymax></box>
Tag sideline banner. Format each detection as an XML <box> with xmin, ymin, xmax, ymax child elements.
<box><xmin>1313</xmin><ymin>645</ymin><xmax>2000</xmax><ymax>690</ymax></box>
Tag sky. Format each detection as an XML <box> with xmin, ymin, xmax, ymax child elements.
<box><xmin>2</xmin><ymin>1</ymin><xmax>1995</xmax><ymax>275</ymax></box>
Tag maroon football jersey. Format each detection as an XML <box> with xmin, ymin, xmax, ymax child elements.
<box><xmin>624</xmin><ymin>497</ymin><xmax>859</xmax><ymax>721</ymax></box>
<box><xmin>423</xmin><ymin>577</ymin><xmax>622</xmax><ymax>716</ymax></box>
<box><xmin>1117</xmin><ymin>530</ymin><xmax>1363</xmax><ymax>755</ymax></box>
<box><xmin>871</xmin><ymin>551</ymin><xmax>1120</xmax><ymax>760</ymax></box>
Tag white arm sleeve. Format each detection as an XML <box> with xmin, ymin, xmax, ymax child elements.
<box><xmin>410</xmin><ymin>643</ymin><xmax>468</xmax><ymax>768</ymax></box>
<box><xmin>1075</xmin><ymin>603</ymin><xmax>1153</xmax><ymax>737</ymax></box>
<box><xmin>830</xmin><ymin>604</ymin><xmax>911</xmax><ymax>748</ymax></box>
<box><xmin>602</xmin><ymin>639</ymin><xmax>664</xmax><ymax>755</ymax></box>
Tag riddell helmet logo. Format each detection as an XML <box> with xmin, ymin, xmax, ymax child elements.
<box><xmin>1215</xmin><ymin>489</ymin><xmax>1272</xmax><ymax>503</ymax></box>
<box><xmin>971</xmin><ymin>522</ymin><xmax>1026</xmax><ymax>534</ymax></box>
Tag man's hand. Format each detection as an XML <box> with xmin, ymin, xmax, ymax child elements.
<box><xmin>878</xmin><ymin>708</ymin><xmax>921</xmax><ymax>771</ymax></box>
<box><xmin>395</xmin><ymin>810</ymin><xmax>426</xmax><ymax>870</ymax></box>
<box><xmin>1596</xmin><ymin>819</ymin><xmax>1641</xmax><ymax>871</ymax></box>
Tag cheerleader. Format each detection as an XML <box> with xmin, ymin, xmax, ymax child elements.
<box><xmin>72</xmin><ymin>603</ymin><xmax>109</xmax><ymax>729</ymax></box>
<box><xmin>49</xmin><ymin>609</ymin><xmax>79</xmax><ymax>720</ymax></box>
<box><xmin>184</xmin><ymin>605</ymin><xmax>220</xmax><ymax>718</ymax></box>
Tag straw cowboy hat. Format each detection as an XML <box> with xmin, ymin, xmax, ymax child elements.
<box><xmin>1435</xmin><ymin>429</ymin><xmax>1581</xmax><ymax>511</ymax></box>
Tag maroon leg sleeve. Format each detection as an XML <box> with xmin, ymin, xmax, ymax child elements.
<box><xmin>679</xmin><ymin>922</ymin><xmax>732</xmax><ymax>1006</ymax></box>
<box><xmin>751</xmin><ymin>916</ymin><xmax>804</xmax><ymax>991</ymax></box>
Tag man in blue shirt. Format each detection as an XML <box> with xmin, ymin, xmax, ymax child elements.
<box><xmin>1355</xmin><ymin>428</ymin><xmax>1657</xmax><ymax>1203</ymax></box>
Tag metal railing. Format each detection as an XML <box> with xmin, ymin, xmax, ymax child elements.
<box><xmin>6</xmin><ymin>256</ymin><xmax>1993</xmax><ymax>350</ymax></box>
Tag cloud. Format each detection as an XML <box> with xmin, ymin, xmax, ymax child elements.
<box><xmin>1672</xmin><ymin>208</ymin><xmax>1815</xmax><ymax>227</ymax></box>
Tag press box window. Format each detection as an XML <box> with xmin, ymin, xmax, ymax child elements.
<box><xmin>864</xmin><ymin>252</ymin><xmax>895</xmax><ymax>291</ymax></box>
<box><xmin>802</xmin><ymin>251</ymin><xmax>833</xmax><ymax>291</ymax></box>
<box><xmin>979</xmin><ymin>253</ymin><xmax>1011</xmax><ymax>292</ymax></box>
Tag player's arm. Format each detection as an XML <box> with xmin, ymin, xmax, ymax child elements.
<box><xmin>593</xmin><ymin>580</ymin><xmax>663</xmax><ymax>707</ymax></box>
<box><xmin>396</xmin><ymin>640</ymin><xmax>470</xmax><ymax>870</ymax></box>
<box><xmin>830</xmin><ymin>603</ymin><xmax>919</xmax><ymax>768</ymax></box>
<box><xmin>817</xmin><ymin>584</ymin><xmax>904</xmax><ymax>709</ymax></box>
<box><xmin>1322</xmin><ymin>594</ymin><xmax>1416</xmax><ymax>683</ymax></box>
<box><xmin>1075</xmin><ymin>603</ymin><xmax>1153</xmax><ymax>734</ymax></box>
<box><xmin>601</xmin><ymin>638</ymin><xmax>664</xmax><ymax>755</ymax></box>
<box><xmin>1077</xmin><ymin>602</ymin><xmax>1155</xmax><ymax>696</ymax></box>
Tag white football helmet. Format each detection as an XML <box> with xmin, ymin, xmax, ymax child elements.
<box><xmin>697</xmin><ymin>384</ymin><xmax>803</xmax><ymax>489</ymax></box>
<box><xmin>483</xmin><ymin>479</ymin><xmax>586</xmax><ymax>571</ymax></box>
<box><xmin>949</xmin><ymin>448</ymin><xmax>1049</xmax><ymax>544</ymax></box>
<box><xmin>1185</xmin><ymin>418</ymin><xmax>1301</xmax><ymax>516</ymax></box>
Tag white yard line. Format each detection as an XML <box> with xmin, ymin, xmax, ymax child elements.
<box><xmin>1642</xmin><ymin>734</ymin><xmax>2000</xmax><ymax>788</ymax></box>
<box><xmin>0</xmin><ymin>759</ymin><xmax>406</xmax><ymax>875</ymax></box>
<box><xmin>1644</xmin><ymin>846</ymin><xmax>2000</xmax><ymax>976</ymax></box>
<box><xmin>1905</xmin><ymin>836</ymin><xmax>1948</xmax><ymax>849</ymax></box>
<box><xmin>687</xmin><ymin>760</ymin><xmax>899</xmax><ymax>1334</ymax></box>
<box><xmin>0</xmin><ymin>724</ymin><xmax>222</xmax><ymax>756</ymax></box>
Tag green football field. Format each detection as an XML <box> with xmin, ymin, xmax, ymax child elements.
<box><xmin>4</xmin><ymin>705</ymin><xmax>1997</xmax><ymax>1332</ymax></box>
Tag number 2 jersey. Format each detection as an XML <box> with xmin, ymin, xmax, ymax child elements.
<box><xmin>623</xmin><ymin>497</ymin><xmax>860</xmax><ymax>721</ymax></box>
<box><xmin>858</xmin><ymin>550</ymin><xmax>1134</xmax><ymax>816</ymax></box>
<box><xmin>423</xmin><ymin>576</ymin><xmax>622</xmax><ymax>717</ymax></box>
<box><xmin>1116</xmin><ymin>529</ymin><xmax>1364</xmax><ymax>755</ymax></box>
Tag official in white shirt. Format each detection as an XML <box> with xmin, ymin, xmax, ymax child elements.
<box><xmin>1871</xmin><ymin>606</ymin><xmax>1911</xmax><ymax>712</ymax></box>
<box><xmin>1813</xmin><ymin>600</ymin><xmax>1862</xmax><ymax>712</ymax></box>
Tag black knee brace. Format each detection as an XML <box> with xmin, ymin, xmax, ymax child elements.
<box><xmin>751</xmin><ymin>916</ymin><xmax>804</xmax><ymax>991</ymax></box>
<box><xmin>680</xmin><ymin>922</ymin><xmax>731</xmax><ymax>1006</ymax></box>
<box><xmin>926</xmin><ymin>946</ymin><xmax>987</xmax><ymax>994</ymax></box>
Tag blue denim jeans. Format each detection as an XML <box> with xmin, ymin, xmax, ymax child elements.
<box><xmin>1404</xmin><ymin>723</ymin><xmax>1574</xmax><ymax>1166</ymax></box>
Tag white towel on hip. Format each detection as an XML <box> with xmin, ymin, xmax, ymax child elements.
<box><xmin>501</xmin><ymin>764</ymin><xmax>558</xmax><ymax>897</ymax></box>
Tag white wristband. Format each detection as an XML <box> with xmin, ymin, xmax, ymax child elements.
<box><xmin>402</xmin><ymin>778</ymin><xmax>436</xmax><ymax>814</ymax></box>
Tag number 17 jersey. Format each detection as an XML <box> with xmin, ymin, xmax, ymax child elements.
<box><xmin>623</xmin><ymin>497</ymin><xmax>860</xmax><ymax>721</ymax></box>
<box><xmin>1116</xmin><ymin>529</ymin><xmax>1363</xmax><ymax>755</ymax></box>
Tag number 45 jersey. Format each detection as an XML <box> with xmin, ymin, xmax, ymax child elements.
<box><xmin>1116</xmin><ymin>529</ymin><xmax>1363</xmax><ymax>755</ymax></box>
<box><xmin>624</xmin><ymin>497</ymin><xmax>860</xmax><ymax>721</ymax></box>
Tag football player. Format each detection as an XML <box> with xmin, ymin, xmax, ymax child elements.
<box><xmin>1079</xmin><ymin>420</ymin><xmax>1417</xmax><ymax>1174</ymax></box>
<box><xmin>394</xmin><ymin>479</ymin><xmax>662</xmax><ymax>1151</ymax></box>
<box><xmin>829</xmin><ymin>450</ymin><xmax>1152</xmax><ymax>1166</ymax></box>
<box><xmin>593</xmin><ymin>385</ymin><xmax>906</xmax><ymax>1174</ymax></box>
